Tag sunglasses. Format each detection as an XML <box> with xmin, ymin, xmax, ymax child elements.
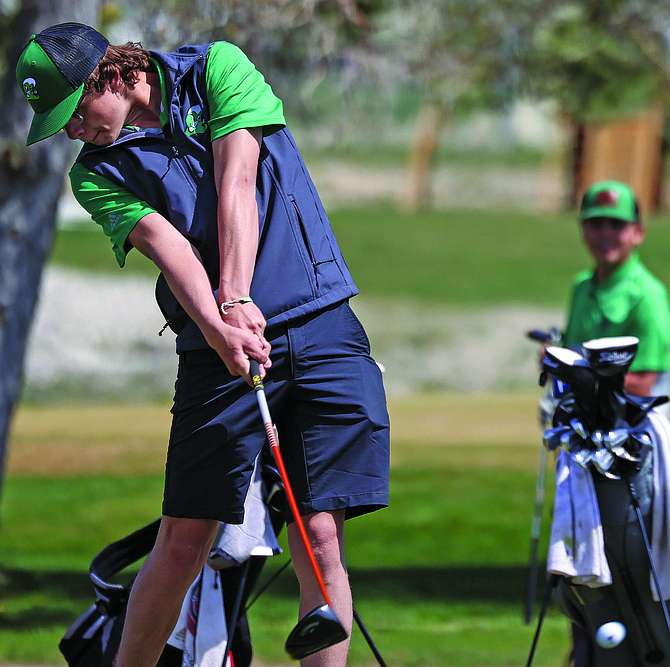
<box><xmin>71</xmin><ymin>91</ymin><xmax>87</xmax><ymax>122</ymax></box>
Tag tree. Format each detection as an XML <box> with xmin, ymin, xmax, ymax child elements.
<box><xmin>371</xmin><ymin>0</ymin><xmax>670</xmax><ymax>212</ymax></box>
<box><xmin>114</xmin><ymin>0</ymin><xmax>378</xmax><ymax>128</ymax></box>
<box><xmin>0</xmin><ymin>0</ymin><xmax>103</xmax><ymax>526</ymax></box>
<box><xmin>523</xmin><ymin>1</ymin><xmax>670</xmax><ymax>209</ymax></box>
<box><xmin>371</xmin><ymin>0</ymin><xmax>549</xmax><ymax>211</ymax></box>
<box><xmin>524</xmin><ymin>1</ymin><xmax>670</xmax><ymax>124</ymax></box>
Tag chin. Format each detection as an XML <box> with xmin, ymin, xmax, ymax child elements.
<box><xmin>594</xmin><ymin>251</ymin><xmax>621</xmax><ymax>264</ymax></box>
<box><xmin>92</xmin><ymin>135</ymin><xmax>115</xmax><ymax>147</ymax></box>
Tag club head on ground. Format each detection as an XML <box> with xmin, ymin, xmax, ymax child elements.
<box><xmin>285</xmin><ymin>604</ymin><xmax>348</xmax><ymax>660</ymax></box>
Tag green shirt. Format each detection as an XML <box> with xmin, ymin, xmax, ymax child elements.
<box><xmin>563</xmin><ymin>252</ymin><xmax>670</xmax><ymax>373</ymax></box>
<box><xmin>69</xmin><ymin>41</ymin><xmax>286</xmax><ymax>267</ymax></box>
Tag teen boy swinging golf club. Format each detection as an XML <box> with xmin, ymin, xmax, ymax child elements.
<box><xmin>16</xmin><ymin>22</ymin><xmax>390</xmax><ymax>667</ymax></box>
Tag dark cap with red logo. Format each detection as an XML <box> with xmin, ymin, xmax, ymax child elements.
<box><xmin>579</xmin><ymin>180</ymin><xmax>640</xmax><ymax>224</ymax></box>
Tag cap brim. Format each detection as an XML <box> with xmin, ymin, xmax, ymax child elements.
<box><xmin>26</xmin><ymin>83</ymin><xmax>84</xmax><ymax>146</ymax></box>
<box><xmin>580</xmin><ymin>207</ymin><xmax>636</xmax><ymax>223</ymax></box>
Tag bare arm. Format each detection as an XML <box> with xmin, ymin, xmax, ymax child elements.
<box><xmin>128</xmin><ymin>212</ymin><xmax>269</xmax><ymax>380</ymax></box>
<box><xmin>624</xmin><ymin>370</ymin><xmax>659</xmax><ymax>397</ymax></box>
<box><xmin>212</xmin><ymin>127</ymin><xmax>268</xmax><ymax>340</ymax></box>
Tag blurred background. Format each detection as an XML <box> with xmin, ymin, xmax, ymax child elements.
<box><xmin>8</xmin><ymin>0</ymin><xmax>670</xmax><ymax>402</ymax></box>
<box><xmin>4</xmin><ymin>1</ymin><xmax>670</xmax><ymax>665</ymax></box>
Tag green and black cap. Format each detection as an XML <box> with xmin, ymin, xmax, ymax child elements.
<box><xmin>579</xmin><ymin>180</ymin><xmax>640</xmax><ymax>224</ymax></box>
<box><xmin>16</xmin><ymin>22</ymin><xmax>109</xmax><ymax>145</ymax></box>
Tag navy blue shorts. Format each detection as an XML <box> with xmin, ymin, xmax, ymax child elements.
<box><xmin>162</xmin><ymin>301</ymin><xmax>390</xmax><ymax>524</ymax></box>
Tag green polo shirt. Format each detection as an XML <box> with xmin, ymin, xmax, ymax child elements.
<box><xmin>563</xmin><ymin>252</ymin><xmax>670</xmax><ymax>372</ymax></box>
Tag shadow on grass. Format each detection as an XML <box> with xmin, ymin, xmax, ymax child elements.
<box><xmin>252</xmin><ymin>561</ymin><xmax>536</xmax><ymax>606</ymax></box>
<box><xmin>0</xmin><ymin>562</ymin><xmax>538</xmax><ymax>630</ymax></box>
<box><xmin>0</xmin><ymin>568</ymin><xmax>93</xmax><ymax>628</ymax></box>
<box><xmin>351</xmin><ymin>564</ymin><xmax>534</xmax><ymax>603</ymax></box>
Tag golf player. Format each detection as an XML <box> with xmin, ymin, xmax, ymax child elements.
<box><xmin>562</xmin><ymin>180</ymin><xmax>670</xmax><ymax>666</ymax></box>
<box><xmin>16</xmin><ymin>22</ymin><xmax>390</xmax><ymax>667</ymax></box>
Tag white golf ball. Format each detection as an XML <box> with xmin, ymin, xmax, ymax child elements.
<box><xmin>595</xmin><ymin>621</ymin><xmax>626</xmax><ymax>648</ymax></box>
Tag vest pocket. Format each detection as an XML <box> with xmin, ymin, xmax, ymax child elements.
<box><xmin>289</xmin><ymin>194</ymin><xmax>336</xmax><ymax>272</ymax></box>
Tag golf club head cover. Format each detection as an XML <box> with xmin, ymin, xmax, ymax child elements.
<box><xmin>541</xmin><ymin>336</ymin><xmax>669</xmax><ymax>478</ymax></box>
<box><xmin>542</xmin><ymin>346</ymin><xmax>599</xmax><ymax>428</ymax></box>
<box><xmin>582</xmin><ymin>336</ymin><xmax>638</xmax><ymax>378</ymax></box>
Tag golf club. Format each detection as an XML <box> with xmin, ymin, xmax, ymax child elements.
<box><xmin>525</xmin><ymin>573</ymin><xmax>558</xmax><ymax>667</ymax></box>
<box><xmin>626</xmin><ymin>477</ymin><xmax>670</xmax><ymax>642</ymax></box>
<box><xmin>524</xmin><ymin>327</ymin><xmax>560</xmax><ymax>625</ymax></box>
<box><xmin>353</xmin><ymin>608</ymin><xmax>388</xmax><ymax>667</ymax></box>
<box><xmin>524</xmin><ymin>441</ymin><xmax>547</xmax><ymax>625</ymax></box>
<box><xmin>619</xmin><ymin>563</ymin><xmax>665</xmax><ymax>663</ymax></box>
<box><xmin>249</xmin><ymin>359</ymin><xmax>348</xmax><ymax>660</ymax></box>
<box><xmin>222</xmin><ymin>558</ymin><xmax>252</xmax><ymax>667</ymax></box>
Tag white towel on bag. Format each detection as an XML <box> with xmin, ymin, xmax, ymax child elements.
<box><xmin>166</xmin><ymin>456</ymin><xmax>282</xmax><ymax>666</ymax></box>
<box><xmin>208</xmin><ymin>456</ymin><xmax>281</xmax><ymax>568</ymax></box>
<box><xmin>547</xmin><ymin>410</ymin><xmax>670</xmax><ymax>597</ymax></box>
<box><xmin>648</xmin><ymin>409</ymin><xmax>670</xmax><ymax>601</ymax></box>
<box><xmin>547</xmin><ymin>449</ymin><xmax>612</xmax><ymax>587</ymax></box>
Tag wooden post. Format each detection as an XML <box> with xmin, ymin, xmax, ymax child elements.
<box><xmin>573</xmin><ymin>106</ymin><xmax>666</xmax><ymax>217</ymax></box>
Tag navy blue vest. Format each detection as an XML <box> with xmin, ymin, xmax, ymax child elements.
<box><xmin>76</xmin><ymin>44</ymin><xmax>357</xmax><ymax>351</ymax></box>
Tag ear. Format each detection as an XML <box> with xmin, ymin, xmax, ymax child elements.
<box><xmin>632</xmin><ymin>223</ymin><xmax>646</xmax><ymax>246</ymax></box>
<box><xmin>108</xmin><ymin>68</ymin><xmax>123</xmax><ymax>92</ymax></box>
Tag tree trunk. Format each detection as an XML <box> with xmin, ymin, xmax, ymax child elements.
<box><xmin>398</xmin><ymin>101</ymin><xmax>443</xmax><ymax>214</ymax></box>
<box><xmin>0</xmin><ymin>0</ymin><xmax>102</xmax><ymax>525</ymax></box>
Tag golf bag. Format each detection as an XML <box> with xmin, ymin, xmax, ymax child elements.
<box><xmin>539</xmin><ymin>336</ymin><xmax>670</xmax><ymax>667</ymax></box>
<box><xmin>59</xmin><ymin>458</ymin><xmax>286</xmax><ymax>667</ymax></box>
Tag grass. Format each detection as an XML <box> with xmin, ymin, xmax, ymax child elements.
<box><xmin>0</xmin><ymin>394</ymin><xmax>569</xmax><ymax>666</ymax></box>
<box><xmin>49</xmin><ymin>227</ymin><xmax>159</xmax><ymax>277</ymax></box>
<box><xmin>331</xmin><ymin>206</ymin><xmax>670</xmax><ymax>308</ymax></box>
<box><xmin>12</xmin><ymin>197</ymin><xmax>670</xmax><ymax>663</ymax></box>
<box><xmin>50</xmin><ymin>205</ymin><xmax>670</xmax><ymax>308</ymax></box>
<box><xmin>299</xmin><ymin>142</ymin><xmax>551</xmax><ymax>169</ymax></box>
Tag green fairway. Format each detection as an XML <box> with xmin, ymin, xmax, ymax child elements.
<box><xmin>0</xmin><ymin>395</ymin><xmax>569</xmax><ymax>666</ymax></box>
<box><xmin>9</xmin><ymin>197</ymin><xmax>666</xmax><ymax>664</ymax></box>
<box><xmin>49</xmin><ymin>205</ymin><xmax>670</xmax><ymax>308</ymax></box>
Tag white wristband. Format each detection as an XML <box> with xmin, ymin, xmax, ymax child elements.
<box><xmin>220</xmin><ymin>297</ymin><xmax>253</xmax><ymax>315</ymax></box>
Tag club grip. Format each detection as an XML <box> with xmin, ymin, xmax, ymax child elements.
<box><xmin>526</xmin><ymin>329</ymin><xmax>551</xmax><ymax>343</ymax></box>
<box><xmin>526</xmin><ymin>327</ymin><xmax>561</xmax><ymax>344</ymax></box>
<box><xmin>249</xmin><ymin>359</ymin><xmax>263</xmax><ymax>391</ymax></box>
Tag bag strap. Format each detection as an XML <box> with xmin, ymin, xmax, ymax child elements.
<box><xmin>89</xmin><ymin>519</ymin><xmax>161</xmax><ymax>613</ymax></box>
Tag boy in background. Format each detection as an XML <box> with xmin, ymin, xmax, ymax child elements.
<box><xmin>564</xmin><ymin>179</ymin><xmax>669</xmax><ymax>399</ymax></box>
<box><xmin>562</xmin><ymin>179</ymin><xmax>670</xmax><ymax>666</ymax></box>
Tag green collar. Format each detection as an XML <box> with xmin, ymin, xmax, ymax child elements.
<box><xmin>591</xmin><ymin>252</ymin><xmax>642</xmax><ymax>294</ymax></box>
<box><xmin>151</xmin><ymin>57</ymin><xmax>170</xmax><ymax>130</ymax></box>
